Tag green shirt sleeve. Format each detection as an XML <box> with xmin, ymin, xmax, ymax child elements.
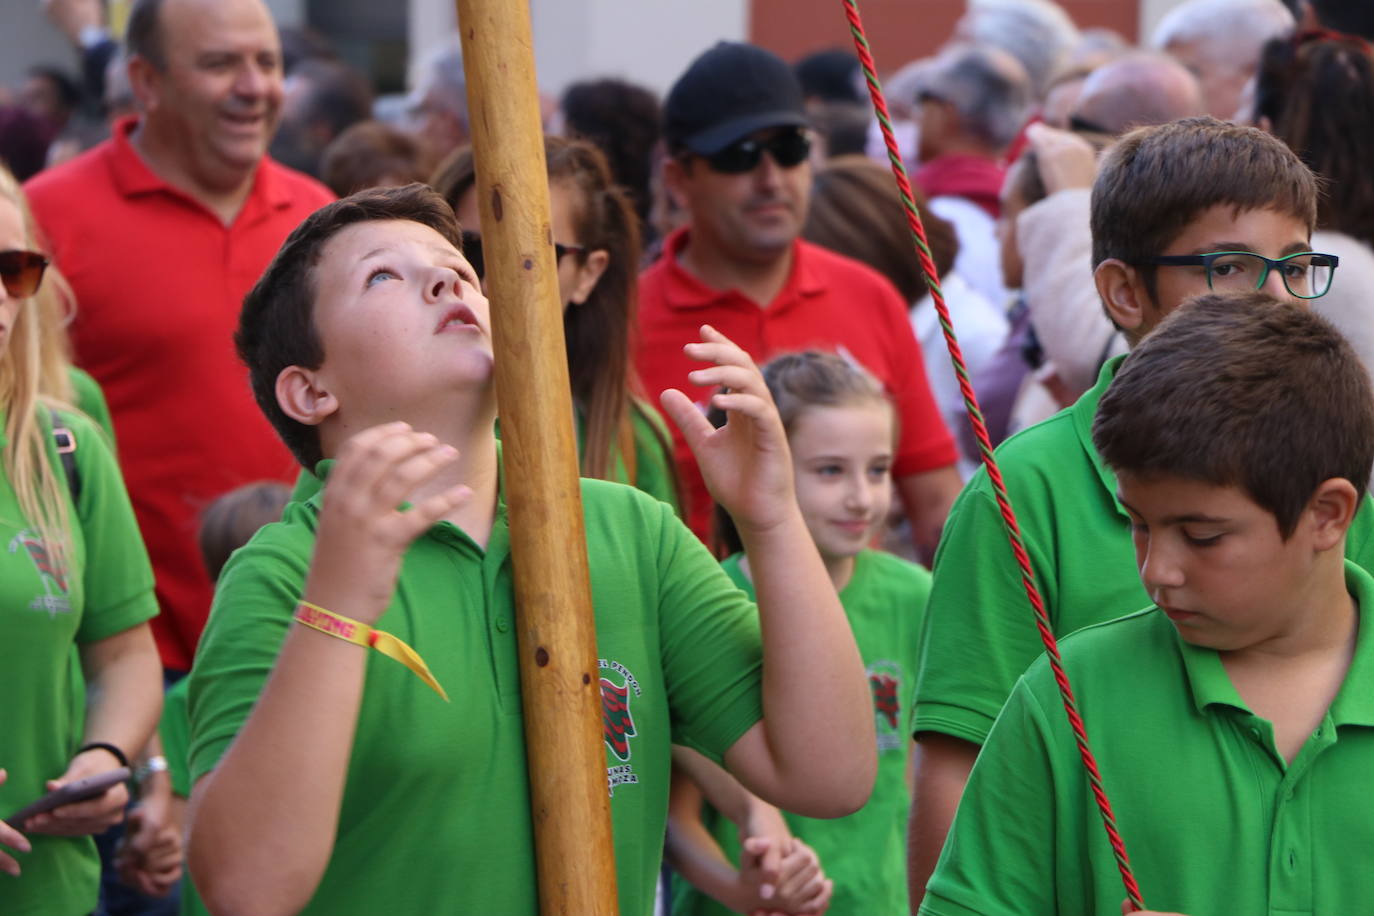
<box><xmin>913</xmin><ymin>476</ymin><xmax>1057</xmax><ymax>745</ymax></box>
<box><xmin>159</xmin><ymin>677</ymin><xmax>193</xmax><ymax>798</ymax></box>
<box><xmin>63</xmin><ymin>409</ymin><xmax>158</xmax><ymax>643</ymax></box>
<box><xmin>653</xmin><ymin>498</ymin><xmax>763</xmax><ymax>763</ymax></box>
<box><xmin>66</xmin><ymin>367</ymin><xmax>116</xmax><ymax>446</ymax></box>
<box><xmin>187</xmin><ymin>527</ymin><xmax>309</xmax><ymax>785</ymax></box>
<box><xmin>919</xmin><ymin>673</ymin><xmax>1062</xmax><ymax>915</ymax></box>
<box><xmin>628</xmin><ymin>401</ymin><xmax>682</xmax><ymax>517</ymax></box>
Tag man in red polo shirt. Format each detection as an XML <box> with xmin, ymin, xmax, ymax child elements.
<box><xmin>639</xmin><ymin>42</ymin><xmax>961</xmax><ymax>554</ymax></box>
<box><xmin>26</xmin><ymin>0</ymin><xmax>333</xmax><ymax>675</ymax></box>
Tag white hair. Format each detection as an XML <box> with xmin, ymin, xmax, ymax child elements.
<box><xmin>960</xmin><ymin>0</ymin><xmax>1080</xmax><ymax>98</ymax></box>
<box><xmin>408</xmin><ymin>35</ymin><xmax>467</xmax><ymax>123</ymax></box>
<box><xmin>1150</xmin><ymin>0</ymin><xmax>1294</xmax><ymax>57</ymax></box>
<box><xmin>922</xmin><ymin>44</ymin><xmax>1033</xmax><ymax>149</ymax></box>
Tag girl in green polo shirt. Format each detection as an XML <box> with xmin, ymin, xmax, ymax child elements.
<box><xmin>669</xmin><ymin>350</ymin><xmax>932</xmax><ymax>915</ymax></box>
<box><xmin>0</xmin><ymin>166</ymin><xmax>163</xmax><ymax>914</ymax></box>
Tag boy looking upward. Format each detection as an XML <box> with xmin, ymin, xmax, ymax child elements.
<box><xmin>921</xmin><ymin>292</ymin><xmax>1374</xmax><ymax>914</ymax></box>
<box><xmin>182</xmin><ymin>184</ymin><xmax>875</xmax><ymax>914</ymax></box>
<box><xmin>909</xmin><ymin>117</ymin><xmax>1366</xmax><ymax>899</ymax></box>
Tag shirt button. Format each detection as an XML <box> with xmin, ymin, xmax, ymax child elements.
<box><xmin>495</xmin><ymin>617</ymin><xmax>510</xmax><ymax>633</ymax></box>
<box><xmin>1249</xmin><ymin>726</ymin><xmax>1262</xmax><ymax>739</ymax></box>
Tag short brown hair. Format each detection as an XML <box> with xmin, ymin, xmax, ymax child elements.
<box><xmin>199</xmin><ymin>481</ymin><xmax>292</xmax><ymax>581</ymax></box>
<box><xmin>320</xmin><ymin>121</ymin><xmax>424</xmax><ymax>198</ymax></box>
<box><xmin>803</xmin><ymin>155</ymin><xmax>957</xmax><ymax>302</ymax></box>
<box><xmin>1090</xmin><ymin>117</ymin><xmax>1317</xmax><ymax>294</ymax></box>
<box><xmin>236</xmin><ymin>183</ymin><xmax>463</xmax><ymax>468</ymax></box>
<box><xmin>1093</xmin><ymin>291</ymin><xmax>1374</xmax><ymax>538</ymax></box>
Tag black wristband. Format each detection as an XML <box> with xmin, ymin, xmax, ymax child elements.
<box><xmin>75</xmin><ymin>742</ymin><xmax>130</xmax><ymax>769</ymax></box>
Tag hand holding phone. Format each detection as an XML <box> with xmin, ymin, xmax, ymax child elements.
<box><xmin>4</xmin><ymin>767</ymin><xmax>131</xmax><ymax>832</ymax></box>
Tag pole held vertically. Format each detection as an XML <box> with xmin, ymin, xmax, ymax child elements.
<box><xmin>455</xmin><ymin>2</ymin><xmax>620</xmax><ymax>912</ymax></box>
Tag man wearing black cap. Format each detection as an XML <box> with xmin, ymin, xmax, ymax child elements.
<box><xmin>636</xmin><ymin>41</ymin><xmax>962</xmax><ymax>556</ymax></box>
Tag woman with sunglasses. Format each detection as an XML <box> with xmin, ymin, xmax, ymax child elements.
<box><xmin>1253</xmin><ymin>29</ymin><xmax>1374</xmax><ymax>386</ymax></box>
<box><xmin>433</xmin><ymin>137</ymin><xmax>682</xmax><ymax>512</ymax></box>
<box><xmin>0</xmin><ymin>164</ymin><xmax>163</xmax><ymax>915</ymax></box>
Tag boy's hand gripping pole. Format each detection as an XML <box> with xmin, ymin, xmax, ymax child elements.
<box><xmin>456</xmin><ymin>2</ymin><xmax>619</xmax><ymax>913</ymax></box>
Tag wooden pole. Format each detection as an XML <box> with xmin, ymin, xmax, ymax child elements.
<box><xmin>455</xmin><ymin>2</ymin><xmax>620</xmax><ymax>913</ymax></box>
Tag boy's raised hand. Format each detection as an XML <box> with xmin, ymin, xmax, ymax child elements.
<box><xmin>305</xmin><ymin>422</ymin><xmax>471</xmax><ymax>624</ymax></box>
<box><xmin>660</xmin><ymin>325</ymin><xmax>794</xmax><ymax>535</ymax></box>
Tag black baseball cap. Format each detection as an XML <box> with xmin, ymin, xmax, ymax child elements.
<box><xmin>664</xmin><ymin>42</ymin><xmax>809</xmax><ymax>156</ymax></box>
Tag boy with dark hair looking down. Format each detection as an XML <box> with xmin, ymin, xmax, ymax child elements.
<box><xmin>921</xmin><ymin>292</ymin><xmax>1374</xmax><ymax>914</ymax></box>
<box><xmin>181</xmin><ymin>183</ymin><xmax>875</xmax><ymax>914</ymax></box>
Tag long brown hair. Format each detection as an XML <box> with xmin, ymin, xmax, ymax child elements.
<box><xmin>433</xmin><ymin>137</ymin><xmax>675</xmax><ymax>486</ymax></box>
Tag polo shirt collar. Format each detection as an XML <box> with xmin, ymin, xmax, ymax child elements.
<box><xmin>107</xmin><ymin>115</ymin><xmax>293</xmax><ymax>212</ymax></box>
<box><xmin>1073</xmin><ymin>354</ymin><xmax>1129</xmax><ymax>517</ymax></box>
<box><xmin>1176</xmin><ymin>560</ymin><xmax>1374</xmax><ymax>726</ymax></box>
<box><xmin>656</xmin><ymin>227</ymin><xmax>824</xmax><ymax>310</ymax></box>
<box><xmin>309</xmin><ymin>440</ymin><xmax>509</xmax><ymax>551</ymax></box>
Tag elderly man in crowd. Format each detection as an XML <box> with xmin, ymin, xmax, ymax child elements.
<box><xmin>24</xmin><ymin>0</ymin><xmax>332</xmax><ymax>676</ymax></box>
<box><xmin>913</xmin><ymin>43</ymin><xmax>1032</xmax><ymax>309</ymax></box>
<box><xmin>1151</xmin><ymin>0</ymin><xmax>1295</xmax><ymax>119</ymax></box>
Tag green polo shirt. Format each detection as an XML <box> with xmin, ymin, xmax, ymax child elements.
<box><xmin>289</xmin><ymin>401</ymin><xmax>679</xmax><ymax>515</ymax></box>
<box><xmin>915</xmin><ymin>356</ymin><xmax>1374</xmax><ymax>746</ymax></box>
<box><xmin>673</xmin><ymin>550</ymin><xmax>929</xmax><ymax>916</ymax></box>
<box><xmin>189</xmin><ymin>449</ymin><xmax>762</xmax><ymax>915</ymax></box>
<box><xmin>67</xmin><ymin>367</ymin><xmax>115</xmax><ymax>445</ymax></box>
<box><xmin>156</xmin><ymin>678</ymin><xmax>210</xmax><ymax>916</ymax></box>
<box><xmin>0</xmin><ymin>407</ymin><xmax>158</xmax><ymax>916</ymax></box>
<box><xmin>921</xmin><ymin>560</ymin><xmax>1374</xmax><ymax>915</ymax></box>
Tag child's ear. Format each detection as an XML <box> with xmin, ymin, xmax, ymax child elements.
<box><xmin>1094</xmin><ymin>259</ymin><xmax>1152</xmax><ymax>338</ymax></box>
<box><xmin>568</xmin><ymin>249</ymin><xmax>610</xmax><ymax>306</ymax></box>
<box><xmin>275</xmin><ymin>365</ymin><xmax>338</xmax><ymax>427</ymax></box>
<box><xmin>1305</xmin><ymin>477</ymin><xmax>1360</xmax><ymax>551</ymax></box>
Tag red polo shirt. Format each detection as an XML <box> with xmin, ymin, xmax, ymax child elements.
<box><xmin>637</xmin><ymin>229</ymin><xmax>958</xmax><ymax>541</ymax></box>
<box><xmin>25</xmin><ymin>118</ymin><xmax>333</xmax><ymax>670</ymax></box>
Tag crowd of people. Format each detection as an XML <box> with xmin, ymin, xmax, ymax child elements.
<box><xmin>4</xmin><ymin>0</ymin><xmax>1374</xmax><ymax>913</ymax></box>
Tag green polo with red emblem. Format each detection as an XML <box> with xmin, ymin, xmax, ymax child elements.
<box><xmin>672</xmin><ymin>548</ymin><xmax>930</xmax><ymax>916</ymax></box>
<box><xmin>189</xmin><ymin>450</ymin><xmax>763</xmax><ymax>915</ymax></box>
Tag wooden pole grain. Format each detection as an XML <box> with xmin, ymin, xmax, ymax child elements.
<box><xmin>455</xmin><ymin>1</ymin><xmax>620</xmax><ymax>912</ymax></box>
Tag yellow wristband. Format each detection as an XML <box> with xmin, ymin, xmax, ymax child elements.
<box><xmin>295</xmin><ymin>601</ymin><xmax>449</xmax><ymax>702</ymax></box>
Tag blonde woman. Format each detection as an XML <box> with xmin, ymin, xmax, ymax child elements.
<box><xmin>0</xmin><ymin>165</ymin><xmax>162</xmax><ymax>915</ymax></box>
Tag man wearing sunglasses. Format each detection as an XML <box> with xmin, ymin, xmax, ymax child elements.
<box><xmin>636</xmin><ymin>41</ymin><xmax>962</xmax><ymax>558</ymax></box>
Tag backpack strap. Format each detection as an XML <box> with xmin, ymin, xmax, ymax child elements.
<box><xmin>48</xmin><ymin>408</ymin><xmax>81</xmax><ymax>504</ymax></box>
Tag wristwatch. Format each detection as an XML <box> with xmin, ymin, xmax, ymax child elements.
<box><xmin>135</xmin><ymin>755</ymin><xmax>169</xmax><ymax>785</ymax></box>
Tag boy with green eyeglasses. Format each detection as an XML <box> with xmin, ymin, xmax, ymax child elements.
<box><xmin>908</xmin><ymin>115</ymin><xmax>1371</xmax><ymax>904</ymax></box>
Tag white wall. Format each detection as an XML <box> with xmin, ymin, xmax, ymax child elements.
<box><xmin>0</xmin><ymin>5</ymin><xmax>81</xmax><ymax>91</ymax></box>
<box><xmin>407</xmin><ymin>0</ymin><xmax>748</xmax><ymax>97</ymax></box>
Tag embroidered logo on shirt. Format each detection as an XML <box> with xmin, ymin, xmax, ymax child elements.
<box><xmin>868</xmin><ymin>661</ymin><xmax>905</xmax><ymax>752</ymax></box>
<box><xmin>599</xmin><ymin>658</ymin><xmax>642</xmax><ymax>796</ymax></box>
<box><xmin>9</xmin><ymin>530</ymin><xmax>71</xmax><ymax>618</ymax></box>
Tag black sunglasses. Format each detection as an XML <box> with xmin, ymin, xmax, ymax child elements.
<box><xmin>0</xmin><ymin>250</ymin><xmax>50</xmax><ymax>298</ymax></box>
<box><xmin>700</xmin><ymin>127</ymin><xmax>812</xmax><ymax>174</ymax></box>
<box><xmin>459</xmin><ymin>231</ymin><xmax>584</xmax><ymax>281</ymax></box>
